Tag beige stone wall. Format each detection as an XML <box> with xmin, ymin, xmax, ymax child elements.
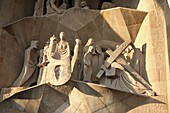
<box><xmin>165</xmin><ymin>0</ymin><xmax>170</xmax><ymax>112</ymax></box>
<box><xmin>133</xmin><ymin>0</ymin><xmax>170</xmax><ymax>112</ymax></box>
<box><xmin>0</xmin><ymin>29</ymin><xmax>24</xmax><ymax>88</ymax></box>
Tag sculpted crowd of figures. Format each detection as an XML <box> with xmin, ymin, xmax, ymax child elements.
<box><xmin>12</xmin><ymin>32</ymin><xmax>156</xmax><ymax>96</ymax></box>
<box><xmin>33</xmin><ymin>0</ymin><xmax>117</xmax><ymax>16</ymax></box>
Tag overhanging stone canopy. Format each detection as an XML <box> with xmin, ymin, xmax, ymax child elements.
<box><xmin>4</xmin><ymin>7</ymin><xmax>147</xmax><ymax>49</ymax></box>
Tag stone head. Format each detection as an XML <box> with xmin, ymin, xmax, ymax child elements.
<box><xmin>86</xmin><ymin>38</ymin><xmax>94</xmax><ymax>46</ymax></box>
<box><xmin>75</xmin><ymin>39</ymin><xmax>82</xmax><ymax>45</ymax></box>
<box><xmin>50</xmin><ymin>35</ymin><xmax>57</xmax><ymax>46</ymax></box>
<box><xmin>88</xmin><ymin>46</ymin><xmax>94</xmax><ymax>53</ymax></box>
<box><xmin>80</xmin><ymin>1</ymin><xmax>87</xmax><ymax>7</ymax></box>
<box><xmin>124</xmin><ymin>45</ymin><xmax>133</xmax><ymax>54</ymax></box>
<box><xmin>59</xmin><ymin>32</ymin><xmax>65</xmax><ymax>41</ymax></box>
<box><xmin>31</xmin><ymin>40</ymin><xmax>39</xmax><ymax>49</ymax></box>
<box><xmin>96</xmin><ymin>45</ymin><xmax>102</xmax><ymax>53</ymax></box>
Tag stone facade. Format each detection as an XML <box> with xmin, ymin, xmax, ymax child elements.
<box><xmin>0</xmin><ymin>0</ymin><xmax>170</xmax><ymax>113</ymax></box>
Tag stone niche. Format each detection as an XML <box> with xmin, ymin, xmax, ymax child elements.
<box><xmin>0</xmin><ymin>0</ymin><xmax>170</xmax><ymax>113</ymax></box>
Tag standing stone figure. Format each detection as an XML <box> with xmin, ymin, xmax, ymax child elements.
<box><xmin>50</xmin><ymin>32</ymin><xmax>71</xmax><ymax>85</ymax></box>
<box><xmin>55</xmin><ymin>32</ymin><xmax>70</xmax><ymax>59</ymax></box>
<box><xmin>37</xmin><ymin>36</ymin><xmax>57</xmax><ymax>84</ymax></box>
<box><xmin>95</xmin><ymin>45</ymin><xmax>105</xmax><ymax>68</ymax></box>
<box><xmin>79</xmin><ymin>38</ymin><xmax>94</xmax><ymax>80</ymax></box>
<box><xmin>83</xmin><ymin>46</ymin><xmax>94</xmax><ymax>82</ymax></box>
<box><xmin>46</xmin><ymin>0</ymin><xmax>71</xmax><ymax>14</ymax></box>
<box><xmin>37</xmin><ymin>49</ymin><xmax>45</xmax><ymax>84</ymax></box>
<box><xmin>73</xmin><ymin>0</ymin><xmax>81</xmax><ymax>7</ymax></box>
<box><xmin>33</xmin><ymin>0</ymin><xmax>45</xmax><ymax>16</ymax></box>
<box><xmin>38</xmin><ymin>32</ymin><xmax>71</xmax><ymax>85</ymax></box>
<box><xmin>83</xmin><ymin>38</ymin><xmax>94</xmax><ymax>55</ymax></box>
<box><xmin>12</xmin><ymin>41</ymin><xmax>39</xmax><ymax>87</ymax></box>
<box><xmin>91</xmin><ymin>45</ymin><xmax>105</xmax><ymax>82</ymax></box>
<box><xmin>46</xmin><ymin>35</ymin><xmax>57</xmax><ymax>58</ymax></box>
<box><xmin>71</xmin><ymin>39</ymin><xmax>82</xmax><ymax>80</ymax></box>
<box><xmin>46</xmin><ymin>0</ymin><xmax>63</xmax><ymax>14</ymax></box>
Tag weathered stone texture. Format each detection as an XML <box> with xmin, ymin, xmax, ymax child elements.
<box><xmin>0</xmin><ymin>0</ymin><xmax>170</xmax><ymax>113</ymax></box>
<box><xmin>0</xmin><ymin>29</ymin><xmax>24</xmax><ymax>88</ymax></box>
<box><xmin>0</xmin><ymin>0</ymin><xmax>35</xmax><ymax>27</ymax></box>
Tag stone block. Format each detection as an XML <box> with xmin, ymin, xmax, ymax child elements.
<box><xmin>69</xmin><ymin>88</ymin><xmax>84</xmax><ymax>108</ymax></box>
<box><xmin>12</xmin><ymin>99</ymin><xmax>29</xmax><ymax>112</ymax></box>
<box><xmin>54</xmin><ymin>102</ymin><xmax>76</xmax><ymax>113</ymax></box>
<box><xmin>25</xmin><ymin>99</ymin><xmax>40</xmax><ymax>113</ymax></box>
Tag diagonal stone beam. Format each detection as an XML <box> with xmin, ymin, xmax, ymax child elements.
<box><xmin>96</xmin><ymin>39</ymin><xmax>131</xmax><ymax>78</ymax></box>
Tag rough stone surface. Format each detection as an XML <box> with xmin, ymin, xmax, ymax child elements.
<box><xmin>0</xmin><ymin>0</ymin><xmax>170</xmax><ymax>113</ymax></box>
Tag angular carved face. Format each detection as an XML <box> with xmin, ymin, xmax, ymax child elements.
<box><xmin>88</xmin><ymin>46</ymin><xmax>94</xmax><ymax>53</ymax></box>
<box><xmin>86</xmin><ymin>38</ymin><xmax>94</xmax><ymax>46</ymax></box>
<box><xmin>96</xmin><ymin>45</ymin><xmax>102</xmax><ymax>52</ymax></box>
<box><xmin>31</xmin><ymin>40</ymin><xmax>39</xmax><ymax>49</ymax></box>
<box><xmin>50</xmin><ymin>35</ymin><xmax>57</xmax><ymax>46</ymax></box>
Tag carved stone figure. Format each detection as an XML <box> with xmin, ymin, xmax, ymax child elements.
<box><xmin>46</xmin><ymin>0</ymin><xmax>71</xmax><ymax>14</ymax></box>
<box><xmin>12</xmin><ymin>41</ymin><xmax>39</xmax><ymax>87</ymax></box>
<box><xmin>80</xmin><ymin>1</ymin><xmax>89</xmax><ymax>9</ymax></box>
<box><xmin>91</xmin><ymin>45</ymin><xmax>105</xmax><ymax>82</ymax></box>
<box><xmin>83</xmin><ymin>38</ymin><xmax>94</xmax><ymax>54</ymax></box>
<box><xmin>83</xmin><ymin>46</ymin><xmax>94</xmax><ymax>82</ymax></box>
<box><xmin>54</xmin><ymin>32</ymin><xmax>70</xmax><ymax>59</ymax></box>
<box><xmin>97</xmin><ymin>42</ymin><xmax>155</xmax><ymax>96</ymax></box>
<box><xmin>96</xmin><ymin>39</ymin><xmax>132</xmax><ymax>78</ymax></box>
<box><xmin>79</xmin><ymin>38</ymin><xmax>94</xmax><ymax>80</ymax></box>
<box><xmin>100</xmin><ymin>60</ymin><xmax>154</xmax><ymax>96</ymax></box>
<box><xmin>37</xmin><ymin>49</ymin><xmax>44</xmax><ymax>84</ymax></box>
<box><xmin>46</xmin><ymin>35</ymin><xmax>57</xmax><ymax>58</ymax></box>
<box><xmin>122</xmin><ymin>45</ymin><xmax>133</xmax><ymax>64</ymax></box>
<box><xmin>95</xmin><ymin>45</ymin><xmax>105</xmax><ymax>67</ymax></box>
<box><xmin>73</xmin><ymin>0</ymin><xmax>81</xmax><ymax>7</ymax></box>
<box><xmin>71</xmin><ymin>39</ymin><xmax>82</xmax><ymax>80</ymax></box>
<box><xmin>33</xmin><ymin>0</ymin><xmax>45</xmax><ymax>16</ymax></box>
<box><xmin>37</xmin><ymin>40</ymin><xmax>51</xmax><ymax>84</ymax></box>
<box><xmin>38</xmin><ymin>32</ymin><xmax>71</xmax><ymax>85</ymax></box>
<box><xmin>34</xmin><ymin>0</ymin><xmax>69</xmax><ymax>16</ymax></box>
<box><xmin>46</xmin><ymin>0</ymin><xmax>61</xmax><ymax>14</ymax></box>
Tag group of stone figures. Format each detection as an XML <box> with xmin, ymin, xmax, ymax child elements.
<box><xmin>34</xmin><ymin>0</ymin><xmax>117</xmax><ymax>16</ymax></box>
<box><xmin>12</xmin><ymin>32</ymin><xmax>156</xmax><ymax>96</ymax></box>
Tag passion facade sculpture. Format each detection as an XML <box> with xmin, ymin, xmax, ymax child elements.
<box><xmin>11</xmin><ymin>31</ymin><xmax>156</xmax><ymax>96</ymax></box>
